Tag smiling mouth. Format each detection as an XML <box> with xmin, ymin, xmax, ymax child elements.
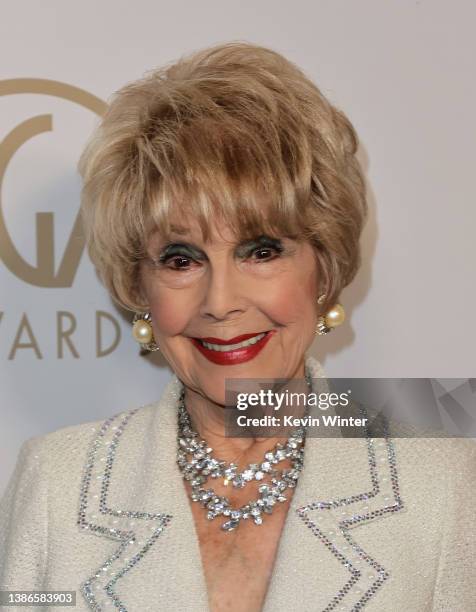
<box><xmin>190</xmin><ymin>330</ymin><xmax>275</xmax><ymax>365</ymax></box>
<box><xmin>195</xmin><ymin>332</ymin><xmax>268</xmax><ymax>352</ymax></box>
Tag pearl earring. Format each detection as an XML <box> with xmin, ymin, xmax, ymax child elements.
<box><xmin>315</xmin><ymin>301</ymin><xmax>345</xmax><ymax>335</ymax></box>
<box><xmin>132</xmin><ymin>312</ymin><xmax>160</xmax><ymax>352</ymax></box>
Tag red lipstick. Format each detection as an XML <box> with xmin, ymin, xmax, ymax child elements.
<box><xmin>190</xmin><ymin>330</ymin><xmax>276</xmax><ymax>365</ymax></box>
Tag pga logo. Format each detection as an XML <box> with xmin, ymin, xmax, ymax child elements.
<box><xmin>0</xmin><ymin>79</ymin><xmax>124</xmax><ymax>360</ymax></box>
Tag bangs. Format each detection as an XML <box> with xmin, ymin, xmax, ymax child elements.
<box><xmin>140</xmin><ymin>115</ymin><xmax>315</xmax><ymax>247</ymax></box>
<box><xmin>147</xmin><ymin>171</ymin><xmax>310</xmax><ymax>246</ymax></box>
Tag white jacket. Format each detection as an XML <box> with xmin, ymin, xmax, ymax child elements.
<box><xmin>1</xmin><ymin>356</ymin><xmax>475</xmax><ymax>611</ymax></box>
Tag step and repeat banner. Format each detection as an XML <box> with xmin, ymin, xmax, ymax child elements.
<box><xmin>1</xmin><ymin>1</ymin><xmax>475</xmax><ymax>494</ymax></box>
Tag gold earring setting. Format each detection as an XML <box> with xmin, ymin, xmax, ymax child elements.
<box><xmin>315</xmin><ymin>295</ymin><xmax>345</xmax><ymax>335</ymax></box>
<box><xmin>132</xmin><ymin>312</ymin><xmax>160</xmax><ymax>351</ymax></box>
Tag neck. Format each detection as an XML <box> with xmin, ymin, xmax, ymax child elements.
<box><xmin>182</xmin><ymin>358</ymin><xmax>308</xmax><ymax>467</ymax></box>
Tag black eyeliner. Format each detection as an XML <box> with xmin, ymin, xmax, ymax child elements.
<box><xmin>235</xmin><ymin>235</ymin><xmax>284</xmax><ymax>258</ymax></box>
<box><xmin>157</xmin><ymin>243</ymin><xmax>205</xmax><ymax>263</ymax></box>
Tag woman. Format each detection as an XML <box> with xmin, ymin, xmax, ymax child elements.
<box><xmin>1</xmin><ymin>42</ymin><xmax>475</xmax><ymax>612</ymax></box>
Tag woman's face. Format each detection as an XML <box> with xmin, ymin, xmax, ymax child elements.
<box><xmin>140</xmin><ymin>215</ymin><xmax>321</xmax><ymax>405</ymax></box>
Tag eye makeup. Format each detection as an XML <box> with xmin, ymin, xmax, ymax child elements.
<box><xmin>234</xmin><ymin>235</ymin><xmax>285</xmax><ymax>258</ymax></box>
<box><xmin>156</xmin><ymin>243</ymin><xmax>205</xmax><ymax>264</ymax></box>
<box><xmin>147</xmin><ymin>234</ymin><xmax>291</xmax><ymax>268</ymax></box>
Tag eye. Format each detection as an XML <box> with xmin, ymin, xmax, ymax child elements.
<box><xmin>249</xmin><ymin>246</ymin><xmax>283</xmax><ymax>262</ymax></box>
<box><xmin>161</xmin><ymin>254</ymin><xmax>197</xmax><ymax>270</ymax></box>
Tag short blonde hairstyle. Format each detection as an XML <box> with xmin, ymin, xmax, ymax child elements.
<box><xmin>78</xmin><ymin>41</ymin><xmax>367</xmax><ymax>313</ymax></box>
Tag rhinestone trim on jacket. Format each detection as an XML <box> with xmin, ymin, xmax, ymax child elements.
<box><xmin>77</xmin><ymin>386</ymin><xmax>404</xmax><ymax>611</ymax></box>
<box><xmin>296</xmin><ymin>404</ymin><xmax>405</xmax><ymax>611</ymax></box>
<box><xmin>77</xmin><ymin>409</ymin><xmax>172</xmax><ymax>611</ymax></box>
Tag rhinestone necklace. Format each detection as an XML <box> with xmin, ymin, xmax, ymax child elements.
<box><xmin>176</xmin><ymin>370</ymin><xmax>312</xmax><ymax>532</ymax></box>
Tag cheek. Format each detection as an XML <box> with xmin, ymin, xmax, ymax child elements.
<box><xmin>263</xmin><ymin>270</ymin><xmax>318</xmax><ymax>324</ymax></box>
<box><xmin>144</xmin><ymin>281</ymin><xmax>190</xmax><ymax>336</ymax></box>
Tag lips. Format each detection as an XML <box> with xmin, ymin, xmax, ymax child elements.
<box><xmin>190</xmin><ymin>329</ymin><xmax>276</xmax><ymax>365</ymax></box>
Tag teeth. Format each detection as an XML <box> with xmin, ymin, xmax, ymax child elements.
<box><xmin>200</xmin><ymin>332</ymin><xmax>266</xmax><ymax>352</ymax></box>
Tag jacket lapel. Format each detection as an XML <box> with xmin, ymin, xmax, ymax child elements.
<box><xmin>264</xmin><ymin>356</ymin><xmax>407</xmax><ymax>611</ymax></box>
<box><xmin>77</xmin><ymin>375</ymin><xmax>209</xmax><ymax>611</ymax></box>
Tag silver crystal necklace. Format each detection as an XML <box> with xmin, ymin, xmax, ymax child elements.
<box><xmin>176</xmin><ymin>369</ymin><xmax>312</xmax><ymax>532</ymax></box>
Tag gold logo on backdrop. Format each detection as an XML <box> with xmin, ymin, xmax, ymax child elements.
<box><xmin>0</xmin><ymin>79</ymin><xmax>107</xmax><ymax>286</ymax></box>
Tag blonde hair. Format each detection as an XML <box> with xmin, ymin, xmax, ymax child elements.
<box><xmin>78</xmin><ymin>41</ymin><xmax>367</xmax><ymax>312</ymax></box>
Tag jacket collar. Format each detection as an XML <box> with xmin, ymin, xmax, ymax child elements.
<box><xmin>78</xmin><ymin>355</ymin><xmax>405</xmax><ymax>611</ymax></box>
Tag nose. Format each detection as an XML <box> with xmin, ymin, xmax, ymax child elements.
<box><xmin>199</xmin><ymin>260</ymin><xmax>246</xmax><ymax>322</ymax></box>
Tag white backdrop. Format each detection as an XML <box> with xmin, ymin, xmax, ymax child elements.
<box><xmin>1</xmin><ymin>0</ymin><xmax>475</xmax><ymax>496</ymax></box>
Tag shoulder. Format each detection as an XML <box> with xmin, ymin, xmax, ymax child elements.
<box><xmin>351</xmin><ymin>400</ymin><xmax>476</xmax><ymax>488</ymax></box>
<box><xmin>0</xmin><ymin>401</ymin><xmax>163</xmax><ymax>526</ymax></box>
<box><xmin>21</xmin><ymin>401</ymin><xmax>161</xmax><ymax>467</ymax></box>
<box><xmin>390</xmin><ymin>436</ymin><xmax>476</xmax><ymax>506</ymax></box>
<box><xmin>11</xmin><ymin>373</ymin><xmax>182</xmax><ymax>486</ymax></box>
<box><xmin>392</xmin><ymin>435</ymin><xmax>476</xmax><ymax>467</ymax></box>
<box><xmin>4</xmin><ymin>402</ymin><xmax>164</xmax><ymax>503</ymax></box>
<box><xmin>423</xmin><ymin>436</ymin><xmax>476</xmax><ymax>487</ymax></box>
